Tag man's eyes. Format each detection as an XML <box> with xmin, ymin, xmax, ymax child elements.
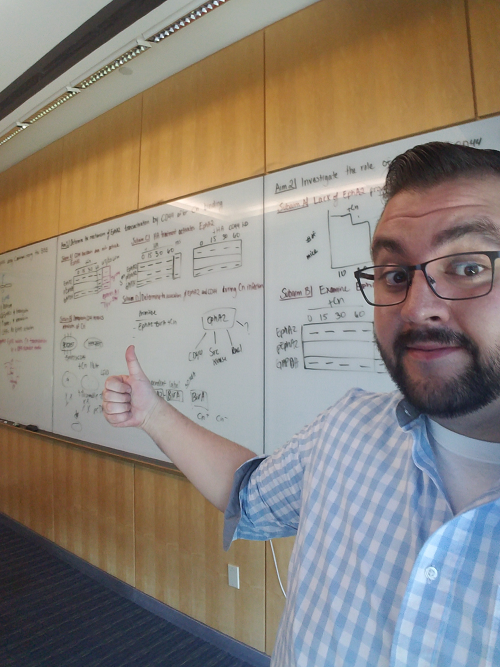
<box><xmin>377</xmin><ymin>268</ymin><xmax>408</xmax><ymax>286</ymax></box>
<box><xmin>446</xmin><ymin>260</ymin><xmax>486</xmax><ymax>277</ymax></box>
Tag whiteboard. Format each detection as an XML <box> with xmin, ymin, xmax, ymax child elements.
<box><xmin>264</xmin><ymin>115</ymin><xmax>500</xmax><ymax>453</ymax></box>
<box><xmin>53</xmin><ymin>178</ymin><xmax>264</xmax><ymax>460</ymax></box>
<box><xmin>1</xmin><ymin>115</ymin><xmax>500</xmax><ymax>462</ymax></box>
<box><xmin>0</xmin><ymin>238</ymin><xmax>57</xmax><ymax>431</ymax></box>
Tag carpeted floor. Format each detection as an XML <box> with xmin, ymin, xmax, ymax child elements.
<box><xmin>0</xmin><ymin>522</ymin><xmax>257</xmax><ymax>667</ymax></box>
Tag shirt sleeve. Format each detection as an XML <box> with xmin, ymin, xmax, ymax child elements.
<box><xmin>223</xmin><ymin>407</ymin><xmax>330</xmax><ymax>550</ymax></box>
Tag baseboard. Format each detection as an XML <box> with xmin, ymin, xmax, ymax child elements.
<box><xmin>0</xmin><ymin>512</ymin><xmax>270</xmax><ymax>667</ymax></box>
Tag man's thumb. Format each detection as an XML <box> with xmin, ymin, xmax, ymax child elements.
<box><xmin>125</xmin><ymin>345</ymin><xmax>147</xmax><ymax>380</ymax></box>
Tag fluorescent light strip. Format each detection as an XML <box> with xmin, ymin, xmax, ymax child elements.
<box><xmin>0</xmin><ymin>0</ymin><xmax>230</xmax><ymax>149</ymax></box>
<box><xmin>77</xmin><ymin>41</ymin><xmax>152</xmax><ymax>90</ymax></box>
<box><xmin>149</xmin><ymin>0</ymin><xmax>228</xmax><ymax>42</ymax></box>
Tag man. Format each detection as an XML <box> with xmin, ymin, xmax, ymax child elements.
<box><xmin>103</xmin><ymin>142</ymin><xmax>500</xmax><ymax>666</ymax></box>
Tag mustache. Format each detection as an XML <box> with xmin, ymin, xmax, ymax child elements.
<box><xmin>393</xmin><ymin>328</ymin><xmax>478</xmax><ymax>357</ymax></box>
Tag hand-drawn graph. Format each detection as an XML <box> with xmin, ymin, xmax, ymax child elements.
<box><xmin>328</xmin><ymin>212</ymin><xmax>372</xmax><ymax>269</ymax></box>
<box><xmin>302</xmin><ymin>319</ymin><xmax>384</xmax><ymax>372</ymax></box>
<box><xmin>193</xmin><ymin>240</ymin><xmax>242</xmax><ymax>277</ymax></box>
<box><xmin>136</xmin><ymin>246</ymin><xmax>181</xmax><ymax>287</ymax></box>
<box><xmin>74</xmin><ymin>264</ymin><xmax>111</xmax><ymax>299</ymax></box>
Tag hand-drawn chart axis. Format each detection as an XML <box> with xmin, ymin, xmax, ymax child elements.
<box><xmin>328</xmin><ymin>212</ymin><xmax>372</xmax><ymax>270</ymax></box>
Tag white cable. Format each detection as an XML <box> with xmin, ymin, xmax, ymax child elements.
<box><xmin>269</xmin><ymin>539</ymin><xmax>287</xmax><ymax>598</ymax></box>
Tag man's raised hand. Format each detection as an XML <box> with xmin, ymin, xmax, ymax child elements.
<box><xmin>103</xmin><ymin>345</ymin><xmax>161</xmax><ymax>429</ymax></box>
<box><xmin>103</xmin><ymin>345</ymin><xmax>255</xmax><ymax>511</ymax></box>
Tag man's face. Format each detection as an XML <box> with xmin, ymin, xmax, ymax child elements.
<box><xmin>373</xmin><ymin>175</ymin><xmax>500</xmax><ymax>421</ymax></box>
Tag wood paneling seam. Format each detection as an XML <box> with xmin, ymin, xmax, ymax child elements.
<box><xmin>464</xmin><ymin>0</ymin><xmax>479</xmax><ymax>118</ymax></box>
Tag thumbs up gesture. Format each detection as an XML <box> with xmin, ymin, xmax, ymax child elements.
<box><xmin>103</xmin><ymin>345</ymin><xmax>161</xmax><ymax>429</ymax></box>
<box><xmin>103</xmin><ymin>345</ymin><xmax>255</xmax><ymax>511</ymax></box>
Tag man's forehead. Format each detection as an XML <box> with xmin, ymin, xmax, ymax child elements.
<box><xmin>381</xmin><ymin>177</ymin><xmax>500</xmax><ymax>221</ymax></box>
<box><xmin>372</xmin><ymin>176</ymin><xmax>500</xmax><ymax>257</ymax></box>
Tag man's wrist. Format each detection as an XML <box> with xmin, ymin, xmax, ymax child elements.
<box><xmin>141</xmin><ymin>393</ymin><xmax>167</xmax><ymax>437</ymax></box>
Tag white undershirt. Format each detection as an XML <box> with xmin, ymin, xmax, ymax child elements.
<box><xmin>426</xmin><ymin>418</ymin><xmax>500</xmax><ymax>514</ymax></box>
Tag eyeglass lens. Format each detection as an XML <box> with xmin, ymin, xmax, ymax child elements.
<box><xmin>358</xmin><ymin>252</ymin><xmax>495</xmax><ymax>306</ymax></box>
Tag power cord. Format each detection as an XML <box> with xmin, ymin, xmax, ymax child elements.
<box><xmin>269</xmin><ymin>539</ymin><xmax>287</xmax><ymax>598</ymax></box>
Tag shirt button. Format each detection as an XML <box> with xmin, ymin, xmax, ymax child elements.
<box><xmin>424</xmin><ymin>566</ymin><xmax>438</xmax><ymax>582</ymax></box>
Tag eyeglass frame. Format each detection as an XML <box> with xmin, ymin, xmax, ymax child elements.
<box><xmin>354</xmin><ymin>250</ymin><xmax>500</xmax><ymax>307</ymax></box>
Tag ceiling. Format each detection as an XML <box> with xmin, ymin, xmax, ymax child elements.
<box><xmin>0</xmin><ymin>0</ymin><xmax>320</xmax><ymax>174</ymax></box>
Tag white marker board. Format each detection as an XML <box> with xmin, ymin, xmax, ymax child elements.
<box><xmin>1</xmin><ymin>115</ymin><xmax>500</xmax><ymax>462</ymax></box>
<box><xmin>53</xmin><ymin>178</ymin><xmax>264</xmax><ymax>460</ymax></box>
<box><xmin>264</xmin><ymin>115</ymin><xmax>500</xmax><ymax>452</ymax></box>
<box><xmin>0</xmin><ymin>239</ymin><xmax>57</xmax><ymax>432</ymax></box>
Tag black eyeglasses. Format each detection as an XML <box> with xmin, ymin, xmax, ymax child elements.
<box><xmin>354</xmin><ymin>251</ymin><xmax>500</xmax><ymax>307</ymax></box>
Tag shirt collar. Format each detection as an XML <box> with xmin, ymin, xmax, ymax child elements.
<box><xmin>397</xmin><ymin>399</ymin><xmax>500</xmax><ymax>513</ymax></box>
<box><xmin>396</xmin><ymin>398</ymin><xmax>421</xmax><ymax>427</ymax></box>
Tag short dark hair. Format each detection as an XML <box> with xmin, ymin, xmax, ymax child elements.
<box><xmin>383</xmin><ymin>141</ymin><xmax>500</xmax><ymax>201</ymax></box>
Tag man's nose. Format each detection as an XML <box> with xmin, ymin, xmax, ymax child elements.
<box><xmin>399</xmin><ymin>269</ymin><xmax>451</xmax><ymax>324</ymax></box>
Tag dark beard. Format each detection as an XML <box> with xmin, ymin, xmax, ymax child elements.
<box><xmin>376</xmin><ymin>328</ymin><xmax>500</xmax><ymax>418</ymax></box>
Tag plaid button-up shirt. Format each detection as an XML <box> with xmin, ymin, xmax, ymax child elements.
<box><xmin>224</xmin><ymin>389</ymin><xmax>500</xmax><ymax>666</ymax></box>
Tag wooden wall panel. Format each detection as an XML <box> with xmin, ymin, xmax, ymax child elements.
<box><xmin>59</xmin><ymin>96</ymin><xmax>142</xmax><ymax>234</ymax></box>
<box><xmin>0</xmin><ymin>426</ymin><xmax>54</xmax><ymax>540</ymax></box>
<box><xmin>134</xmin><ymin>465</ymin><xmax>266</xmax><ymax>651</ymax></box>
<box><xmin>139</xmin><ymin>32</ymin><xmax>265</xmax><ymax>208</ymax></box>
<box><xmin>204</xmin><ymin>495</ymin><xmax>266</xmax><ymax>651</ymax></box>
<box><xmin>265</xmin><ymin>0</ymin><xmax>475</xmax><ymax>172</ymax></box>
<box><xmin>134</xmin><ymin>466</ymin><xmax>182</xmax><ymax>609</ymax></box>
<box><xmin>0</xmin><ymin>166</ymin><xmax>20</xmax><ymax>253</ymax></box>
<box><xmin>0</xmin><ymin>140</ymin><xmax>62</xmax><ymax>252</ymax></box>
<box><xmin>52</xmin><ymin>441</ymin><xmax>135</xmax><ymax>584</ymax></box>
<box><xmin>265</xmin><ymin>537</ymin><xmax>294</xmax><ymax>654</ymax></box>
<box><xmin>468</xmin><ymin>0</ymin><xmax>500</xmax><ymax>117</ymax></box>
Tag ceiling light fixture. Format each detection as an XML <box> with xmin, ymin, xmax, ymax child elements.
<box><xmin>78</xmin><ymin>39</ymin><xmax>152</xmax><ymax>90</ymax></box>
<box><xmin>0</xmin><ymin>0</ymin><xmax>231</xmax><ymax>149</ymax></box>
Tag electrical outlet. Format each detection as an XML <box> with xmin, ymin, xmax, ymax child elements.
<box><xmin>228</xmin><ymin>564</ymin><xmax>240</xmax><ymax>589</ymax></box>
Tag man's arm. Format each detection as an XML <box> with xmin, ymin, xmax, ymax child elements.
<box><xmin>102</xmin><ymin>345</ymin><xmax>257</xmax><ymax>512</ymax></box>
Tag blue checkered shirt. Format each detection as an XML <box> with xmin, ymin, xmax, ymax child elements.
<box><xmin>224</xmin><ymin>389</ymin><xmax>500</xmax><ymax>666</ymax></box>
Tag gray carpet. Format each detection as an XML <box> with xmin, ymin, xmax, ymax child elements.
<box><xmin>0</xmin><ymin>522</ymin><xmax>259</xmax><ymax>667</ymax></box>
